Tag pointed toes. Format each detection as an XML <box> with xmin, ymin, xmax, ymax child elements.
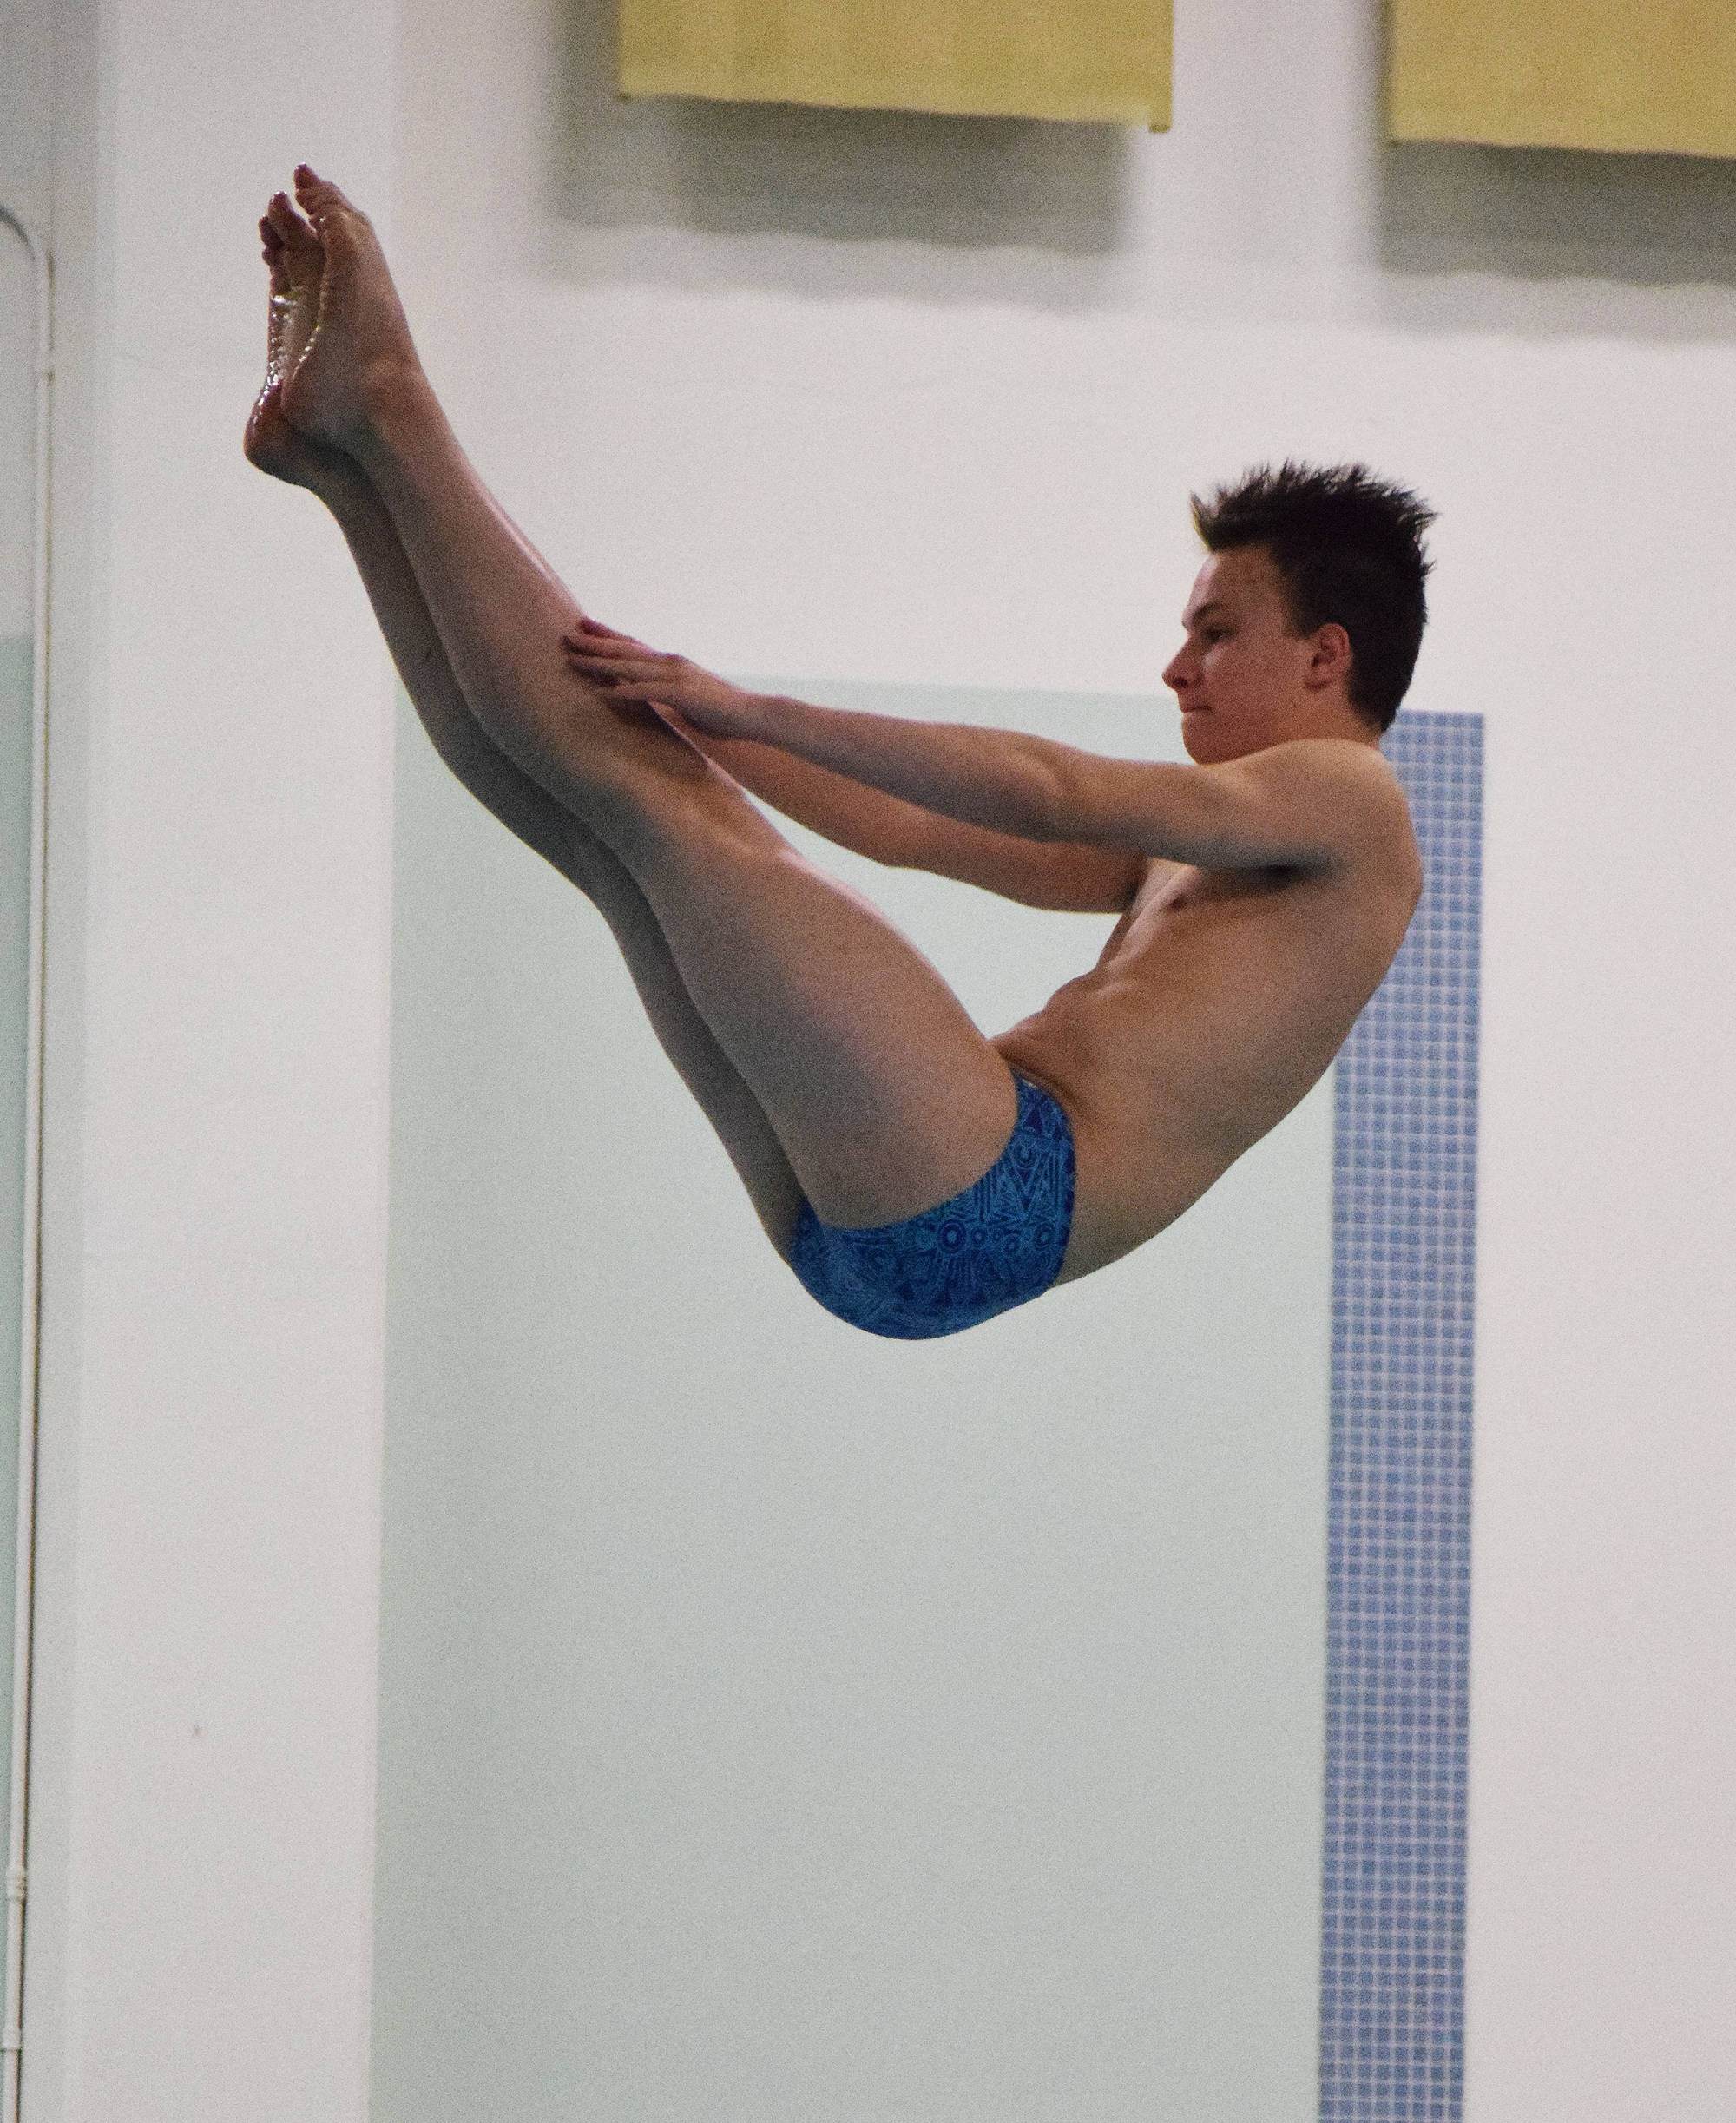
<box><xmin>266</xmin><ymin>191</ymin><xmax>322</xmax><ymax>254</ymax></box>
<box><xmin>293</xmin><ymin>165</ymin><xmax>361</xmax><ymax>222</ymax></box>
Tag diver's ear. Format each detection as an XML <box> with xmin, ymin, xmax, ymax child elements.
<box><xmin>1305</xmin><ymin>621</ymin><xmax>1353</xmax><ymax>693</ymax></box>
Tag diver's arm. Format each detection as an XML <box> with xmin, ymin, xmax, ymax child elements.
<box><xmin>563</xmin><ymin>619</ymin><xmax>1141</xmax><ymax>911</ymax></box>
<box><xmin>687</xmin><ymin>730</ymin><xmax>1144</xmax><ymax>913</ymax></box>
<box><xmin>562</xmin><ymin>618</ymin><xmax>1405</xmax><ymax>877</ymax></box>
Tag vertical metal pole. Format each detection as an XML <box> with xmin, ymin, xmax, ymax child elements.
<box><xmin>0</xmin><ymin>200</ymin><xmax>53</xmax><ymax>2123</ymax></box>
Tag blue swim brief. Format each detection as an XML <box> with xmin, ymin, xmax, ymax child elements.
<box><xmin>786</xmin><ymin>1073</ymin><xmax>1075</xmax><ymax>1340</ymax></box>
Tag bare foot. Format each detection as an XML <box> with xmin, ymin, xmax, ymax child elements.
<box><xmin>279</xmin><ymin>167</ymin><xmax>421</xmax><ymax>455</ymax></box>
<box><xmin>244</xmin><ymin>193</ymin><xmax>352</xmax><ymax>492</ymax></box>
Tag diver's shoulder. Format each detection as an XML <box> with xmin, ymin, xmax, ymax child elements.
<box><xmin>1262</xmin><ymin>732</ymin><xmax>1401</xmax><ymax>785</ymax></box>
<box><xmin>1264</xmin><ymin>737</ymin><xmax>1419</xmax><ymax>893</ymax></box>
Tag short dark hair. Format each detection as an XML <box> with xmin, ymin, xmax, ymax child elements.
<box><xmin>1190</xmin><ymin>462</ymin><xmax>1436</xmax><ymax>733</ymax></box>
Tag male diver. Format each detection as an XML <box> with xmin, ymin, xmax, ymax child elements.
<box><xmin>247</xmin><ymin>169</ymin><xmax>1426</xmax><ymax>1339</ymax></box>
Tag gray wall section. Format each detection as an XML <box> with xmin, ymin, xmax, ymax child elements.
<box><xmin>0</xmin><ymin>635</ymin><xmax>31</xmax><ymax>1800</ymax></box>
<box><xmin>376</xmin><ymin>681</ymin><xmax>1333</xmax><ymax>2122</ymax></box>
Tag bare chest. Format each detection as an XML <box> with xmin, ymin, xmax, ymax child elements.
<box><xmin>995</xmin><ymin>860</ymin><xmax>1400</xmax><ymax>1276</ymax></box>
<box><xmin>1095</xmin><ymin>860</ymin><xmax>1300</xmax><ymax>978</ymax></box>
<box><xmin>998</xmin><ymin>858</ymin><xmax>1388</xmax><ymax>1115</ymax></box>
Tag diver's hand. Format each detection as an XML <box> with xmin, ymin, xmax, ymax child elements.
<box><xmin>562</xmin><ymin>618</ymin><xmax>766</xmax><ymax>739</ymax></box>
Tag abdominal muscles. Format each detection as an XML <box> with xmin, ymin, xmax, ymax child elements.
<box><xmin>993</xmin><ymin>869</ymin><xmax>1402</xmax><ymax>1275</ymax></box>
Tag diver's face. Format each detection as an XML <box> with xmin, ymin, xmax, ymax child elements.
<box><xmin>1162</xmin><ymin>547</ymin><xmax>1322</xmax><ymax>764</ymax></box>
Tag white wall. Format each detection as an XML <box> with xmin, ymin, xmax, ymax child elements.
<box><xmin>16</xmin><ymin>0</ymin><xmax>399</xmax><ymax>2116</ymax></box>
<box><xmin>11</xmin><ymin>0</ymin><xmax>1736</xmax><ymax>2115</ymax></box>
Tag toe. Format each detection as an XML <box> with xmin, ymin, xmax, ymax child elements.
<box><xmin>267</xmin><ymin>192</ymin><xmax>321</xmax><ymax>253</ymax></box>
<box><xmin>295</xmin><ymin>165</ymin><xmax>350</xmax><ymax>211</ymax></box>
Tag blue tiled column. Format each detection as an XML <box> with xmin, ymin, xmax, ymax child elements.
<box><xmin>1320</xmin><ymin>712</ymin><xmax>1483</xmax><ymax>2123</ymax></box>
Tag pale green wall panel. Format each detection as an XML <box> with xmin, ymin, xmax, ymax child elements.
<box><xmin>375</xmin><ymin>680</ymin><xmax>1331</xmax><ymax>2121</ymax></box>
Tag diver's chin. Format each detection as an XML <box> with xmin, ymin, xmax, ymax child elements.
<box><xmin>1179</xmin><ymin>709</ymin><xmax>1212</xmax><ymax>763</ymax></box>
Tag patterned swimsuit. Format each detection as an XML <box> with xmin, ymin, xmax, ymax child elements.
<box><xmin>786</xmin><ymin>1074</ymin><xmax>1076</xmax><ymax>1339</ymax></box>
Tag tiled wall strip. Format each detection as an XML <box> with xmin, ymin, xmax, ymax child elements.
<box><xmin>1319</xmin><ymin>711</ymin><xmax>1482</xmax><ymax>2123</ymax></box>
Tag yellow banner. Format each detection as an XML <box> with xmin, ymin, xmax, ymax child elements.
<box><xmin>618</xmin><ymin>0</ymin><xmax>1171</xmax><ymax>129</ymax></box>
<box><xmin>1390</xmin><ymin>0</ymin><xmax>1736</xmax><ymax>159</ymax></box>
